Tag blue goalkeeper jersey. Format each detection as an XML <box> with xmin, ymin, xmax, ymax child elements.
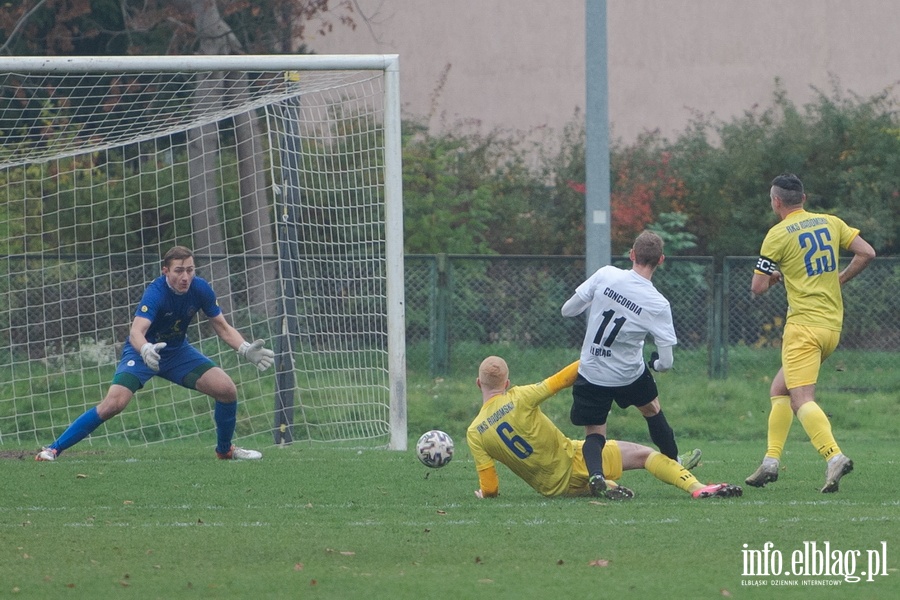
<box><xmin>126</xmin><ymin>275</ymin><xmax>222</xmax><ymax>350</ymax></box>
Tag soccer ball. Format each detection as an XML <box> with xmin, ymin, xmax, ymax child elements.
<box><xmin>416</xmin><ymin>430</ymin><xmax>454</xmax><ymax>468</ymax></box>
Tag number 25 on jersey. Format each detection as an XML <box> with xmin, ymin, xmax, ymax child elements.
<box><xmin>800</xmin><ymin>228</ymin><xmax>836</xmax><ymax>276</ymax></box>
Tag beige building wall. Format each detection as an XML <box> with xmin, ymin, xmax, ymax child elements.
<box><xmin>307</xmin><ymin>0</ymin><xmax>899</xmax><ymax>143</ymax></box>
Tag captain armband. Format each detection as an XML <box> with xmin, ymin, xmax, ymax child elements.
<box><xmin>755</xmin><ymin>256</ymin><xmax>777</xmax><ymax>275</ymax></box>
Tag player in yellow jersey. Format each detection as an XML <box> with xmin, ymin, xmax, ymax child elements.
<box><xmin>745</xmin><ymin>173</ymin><xmax>875</xmax><ymax>493</ymax></box>
<box><xmin>467</xmin><ymin>356</ymin><xmax>742</xmax><ymax>500</ymax></box>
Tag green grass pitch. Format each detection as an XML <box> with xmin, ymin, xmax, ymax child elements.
<box><xmin>2</xmin><ymin>437</ymin><xmax>898</xmax><ymax>599</ymax></box>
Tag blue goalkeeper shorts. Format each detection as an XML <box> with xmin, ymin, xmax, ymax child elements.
<box><xmin>113</xmin><ymin>343</ymin><xmax>216</xmax><ymax>392</ymax></box>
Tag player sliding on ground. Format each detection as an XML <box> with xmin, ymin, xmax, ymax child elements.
<box><xmin>467</xmin><ymin>356</ymin><xmax>742</xmax><ymax>500</ymax></box>
<box><xmin>36</xmin><ymin>246</ymin><xmax>274</xmax><ymax>462</ymax></box>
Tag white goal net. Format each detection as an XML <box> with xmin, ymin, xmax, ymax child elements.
<box><xmin>0</xmin><ymin>55</ymin><xmax>407</xmax><ymax>450</ymax></box>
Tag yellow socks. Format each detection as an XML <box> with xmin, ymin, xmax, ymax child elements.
<box><xmin>646</xmin><ymin>451</ymin><xmax>700</xmax><ymax>494</ymax></box>
<box><xmin>765</xmin><ymin>395</ymin><xmax>793</xmax><ymax>460</ymax></box>
<box><xmin>797</xmin><ymin>401</ymin><xmax>840</xmax><ymax>461</ymax></box>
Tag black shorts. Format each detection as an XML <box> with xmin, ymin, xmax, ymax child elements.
<box><xmin>570</xmin><ymin>367</ymin><xmax>659</xmax><ymax>426</ymax></box>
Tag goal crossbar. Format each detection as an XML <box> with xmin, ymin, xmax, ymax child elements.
<box><xmin>0</xmin><ymin>54</ymin><xmax>399</xmax><ymax>74</ymax></box>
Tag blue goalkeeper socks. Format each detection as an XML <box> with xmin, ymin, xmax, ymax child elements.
<box><xmin>51</xmin><ymin>406</ymin><xmax>105</xmax><ymax>455</ymax></box>
<box><xmin>214</xmin><ymin>401</ymin><xmax>237</xmax><ymax>455</ymax></box>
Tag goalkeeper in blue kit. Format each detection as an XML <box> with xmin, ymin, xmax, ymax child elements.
<box><xmin>36</xmin><ymin>246</ymin><xmax>274</xmax><ymax>462</ymax></box>
<box><xmin>467</xmin><ymin>356</ymin><xmax>742</xmax><ymax>500</ymax></box>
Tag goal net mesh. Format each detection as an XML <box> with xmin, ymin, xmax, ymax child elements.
<box><xmin>0</xmin><ymin>59</ymin><xmax>404</xmax><ymax>450</ymax></box>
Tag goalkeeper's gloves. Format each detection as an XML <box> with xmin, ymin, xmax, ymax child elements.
<box><xmin>648</xmin><ymin>351</ymin><xmax>660</xmax><ymax>372</ymax></box>
<box><xmin>140</xmin><ymin>342</ymin><xmax>167</xmax><ymax>372</ymax></box>
<box><xmin>238</xmin><ymin>339</ymin><xmax>275</xmax><ymax>371</ymax></box>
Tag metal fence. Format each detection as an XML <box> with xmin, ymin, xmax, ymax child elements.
<box><xmin>405</xmin><ymin>255</ymin><xmax>898</xmax><ymax>378</ymax></box>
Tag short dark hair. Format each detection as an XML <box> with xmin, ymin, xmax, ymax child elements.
<box><xmin>163</xmin><ymin>245</ymin><xmax>194</xmax><ymax>267</ymax></box>
<box><xmin>633</xmin><ymin>230</ymin><xmax>664</xmax><ymax>266</ymax></box>
<box><xmin>770</xmin><ymin>173</ymin><xmax>805</xmax><ymax>205</ymax></box>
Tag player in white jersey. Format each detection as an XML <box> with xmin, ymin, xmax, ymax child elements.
<box><xmin>562</xmin><ymin>231</ymin><xmax>698</xmax><ymax>496</ymax></box>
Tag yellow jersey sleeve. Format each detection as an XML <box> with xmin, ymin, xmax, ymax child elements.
<box><xmin>476</xmin><ymin>463</ymin><xmax>500</xmax><ymax>497</ymax></box>
<box><xmin>543</xmin><ymin>361</ymin><xmax>579</xmax><ymax>395</ymax></box>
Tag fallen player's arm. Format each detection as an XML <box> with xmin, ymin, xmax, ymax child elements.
<box><xmin>476</xmin><ymin>464</ymin><xmax>499</xmax><ymax>498</ymax></box>
<box><xmin>543</xmin><ymin>360</ymin><xmax>579</xmax><ymax>393</ymax></box>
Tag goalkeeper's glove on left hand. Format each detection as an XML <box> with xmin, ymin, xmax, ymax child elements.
<box><xmin>141</xmin><ymin>342</ymin><xmax>167</xmax><ymax>372</ymax></box>
<box><xmin>239</xmin><ymin>339</ymin><xmax>274</xmax><ymax>371</ymax></box>
<box><xmin>648</xmin><ymin>351</ymin><xmax>660</xmax><ymax>372</ymax></box>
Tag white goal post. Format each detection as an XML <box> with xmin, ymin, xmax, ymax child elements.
<box><xmin>0</xmin><ymin>55</ymin><xmax>407</xmax><ymax>450</ymax></box>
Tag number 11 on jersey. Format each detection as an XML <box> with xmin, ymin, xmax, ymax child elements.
<box><xmin>591</xmin><ymin>309</ymin><xmax>626</xmax><ymax>356</ymax></box>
